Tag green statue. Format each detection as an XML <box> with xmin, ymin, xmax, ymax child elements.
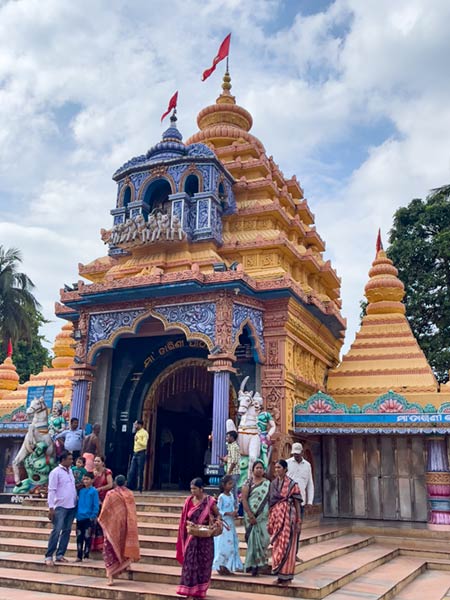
<box><xmin>13</xmin><ymin>441</ymin><xmax>56</xmax><ymax>494</ymax></box>
<box><xmin>48</xmin><ymin>400</ymin><xmax>66</xmax><ymax>438</ymax></box>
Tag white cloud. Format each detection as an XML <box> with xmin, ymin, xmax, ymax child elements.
<box><xmin>0</xmin><ymin>0</ymin><xmax>449</xmax><ymax>360</ymax></box>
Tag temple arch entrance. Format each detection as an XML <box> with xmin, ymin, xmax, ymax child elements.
<box><xmin>143</xmin><ymin>358</ymin><xmax>214</xmax><ymax>490</ymax></box>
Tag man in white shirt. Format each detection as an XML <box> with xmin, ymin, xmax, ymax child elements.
<box><xmin>286</xmin><ymin>442</ymin><xmax>314</xmax><ymax>561</ymax></box>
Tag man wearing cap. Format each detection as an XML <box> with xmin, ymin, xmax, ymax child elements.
<box><xmin>286</xmin><ymin>442</ymin><xmax>314</xmax><ymax>561</ymax></box>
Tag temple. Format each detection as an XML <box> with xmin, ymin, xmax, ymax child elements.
<box><xmin>1</xmin><ymin>73</ymin><xmax>450</xmax><ymax>528</ymax></box>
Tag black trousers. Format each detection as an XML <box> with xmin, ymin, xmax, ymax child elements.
<box><xmin>76</xmin><ymin>518</ymin><xmax>94</xmax><ymax>559</ymax></box>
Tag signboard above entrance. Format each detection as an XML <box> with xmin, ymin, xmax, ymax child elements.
<box><xmin>26</xmin><ymin>385</ymin><xmax>55</xmax><ymax>410</ymax></box>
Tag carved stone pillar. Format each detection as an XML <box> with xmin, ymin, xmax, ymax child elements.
<box><xmin>71</xmin><ymin>366</ymin><xmax>95</xmax><ymax>428</ymax></box>
<box><xmin>426</xmin><ymin>436</ymin><xmax>450</xmax><ymax>530</ymax></box>
<box><xmin>208</xmin><ymin>356</ymin><xmax>236</xmax><ymax>467</ymax></box>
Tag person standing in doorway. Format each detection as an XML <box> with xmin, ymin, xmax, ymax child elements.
<box><xmin>55</xmin><ymin>417</ymin><xmax>84</xmax><ymax>462</ymax></box>
<box><xmin>45</xmin><ymin>451</ymin><xmax>77</xmax><ymax>566</ymax></box>
<box><xmin>127</xmin><ymin>419</ymin><xmax>149</xmax><ymax>493</ymax></box>
<box><xmin>286</xmin><ymin>442</ymin><xmax>314</xmax><ymax>561</ymax></box>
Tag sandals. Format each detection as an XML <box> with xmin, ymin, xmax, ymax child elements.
<box><xmin>44</xmin><ymin>558</ymin><xmax>53</xmax><ymax>566</ymax></box>
<box><xmin>55</xmin><ymin>556</ymin><xmax>69</xmax><ymax>563</ymax></box>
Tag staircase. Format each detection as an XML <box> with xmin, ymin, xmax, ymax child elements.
<box><xmin>0</xmin><ymin>494</ymin><xmax>450</xmax><ymax>599</ymax></box>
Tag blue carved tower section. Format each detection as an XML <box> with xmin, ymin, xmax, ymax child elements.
<box><xmin>107</xmin><ymin>114</ymin><xmax>235</xmax><ymax>253</ymax></box>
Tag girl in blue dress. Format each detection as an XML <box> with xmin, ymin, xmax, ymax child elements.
<box><xmin>213</xmin><ymin>475</ymin><xmax>244</xmax><ymax>575</ymax></box>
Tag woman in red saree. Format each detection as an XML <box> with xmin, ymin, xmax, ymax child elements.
<box><xmin>268</xmin><ymin>459</ymin><xmax>302</xmax><ymax>585</ymax></box>
<box><xmin>176</xmin><ymin>477</ymin><xmax>220</xmax><ymax>599</ymax></box>
<box><xmin>98</xmin><ymin>474</ymin><xmax>140</xmax><ymax>586</ymax></box>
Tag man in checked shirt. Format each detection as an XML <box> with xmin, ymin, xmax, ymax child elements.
<box><xmin>222</xmin><ymin>431</ymin><xmax>241</xmax><ymax>507</ymax></box>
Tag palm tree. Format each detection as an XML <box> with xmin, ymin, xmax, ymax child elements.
<box><xmin>0</xmin><ymin>246</ymin><xmax>40</xmax><ymax>352</ymax></box>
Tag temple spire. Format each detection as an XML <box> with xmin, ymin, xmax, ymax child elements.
<box><xmin>376</xmin><ymin>228</ymin><xmax>383</xmax><ymax>254</ymax></box>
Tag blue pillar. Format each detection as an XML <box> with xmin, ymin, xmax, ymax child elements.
<box><xmin>211</xmin><ymin>370</ymin><xmax>230</xmax><ymax>465</ymax></box>
<box><xmin>71</xmin><ymin>367</ymin><xmax>94</xmax><ymax>428</ymax></box>
<box><xmin>71</xmin><ymin>380</ymin><xmax>89</xmax><ymax>426</ymax></box>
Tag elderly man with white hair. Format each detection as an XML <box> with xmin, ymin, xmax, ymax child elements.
<box><xmin>286</xmin><ymin>442</ymin><xmax>314</xmax><ymax>562</ymax></box>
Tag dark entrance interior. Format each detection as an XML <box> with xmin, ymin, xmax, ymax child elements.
<box><xmin>150</xmin><ymin>362</ymin><xmax>213</xmax><ymax>490</ymax></box>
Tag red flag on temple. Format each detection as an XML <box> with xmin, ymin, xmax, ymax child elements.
<box><xmin>6</xmin><ymin>339</ymin><xmax>12</xmax><ymax>358</ymax></box>
<box><xmin>376</xmin><ymin>228</ymin><xmax>383</xmax><ymax>253</ymax></box>
<box><xmin>202</xmin><ymin>33</ymin><xmax>231</xmax><ymax>81</ymax></box>
<box><xmin>161</xmin><ymin>91</ymin><xmax>178</xmax><ymax>122</ymax></box>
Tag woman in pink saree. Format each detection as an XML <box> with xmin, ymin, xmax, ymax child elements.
<box><xmin>176</xmin><ymin>477</ymin><xmax>220</xmax><ymax>599</ymax></box>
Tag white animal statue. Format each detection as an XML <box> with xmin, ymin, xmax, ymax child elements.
<box><xmin>226</xmin><ymin>377</ymin><xmax>276</xmax><ymax>481</ymax></box>
<box><xmin>171</xmin><ymin>214</ymin><xmax>184</xmax><ymax>240</ymax></box>
<box><xmin>133</xmin><ymin>214</ymin><xmax>146</xmax><ymax>242</ymax></box>
<box><xmin>12</xmin><ymin>396</ymin><xmax>54</xmax><ymax>485</ymax></box>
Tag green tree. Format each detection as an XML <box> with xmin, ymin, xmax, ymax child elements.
<box><xmin>0</xmin><ymin>310</ymin><xmax>52</xmax><ymax>383</ymax></box>
<box><xmin>0</xmin><ymin>246</ymin><xmax>40</xmax><ymax>352</ymax></box>
<box><xmin>388</xmin><ymin>185</ymin><xmax>450</xmax><ymax>383</ymax></box>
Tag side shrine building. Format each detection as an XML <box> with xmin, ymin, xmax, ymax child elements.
<box><xmin>1</xmin><ymin>74</ymin><xmax>450</xmax><ymax>529</ymax></box>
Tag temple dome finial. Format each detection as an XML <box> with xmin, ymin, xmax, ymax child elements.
<box><xmin>217</xmin><ymin>71</ymin><xmax>235</xmax><ymax>105</ymax></box>
<box><xmin>364</xmin><ymin>233</ymin><xmax>405</xmax><ymax>315</ymax></box>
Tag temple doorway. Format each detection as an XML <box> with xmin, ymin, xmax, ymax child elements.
<box><xmin>143</xmin><ymin>359</ymin><xmax>214</xmax><ymax>490</ymax></box>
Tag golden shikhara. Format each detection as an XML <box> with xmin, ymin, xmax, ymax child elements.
<box><xmin>327</xmin><ymin>248</ymin><xmax>450</xmax><ymax>406</ymax></box>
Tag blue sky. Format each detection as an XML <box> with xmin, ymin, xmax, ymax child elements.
<box><xmin>0</xmin><ymin>0</ymin><xmax>450</xmax><ymax>358</ymax></box>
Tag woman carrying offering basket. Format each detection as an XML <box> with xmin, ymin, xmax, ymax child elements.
<box><xmin>176</xmin><ymin>477</ymin><xmax>222</xmax><ymax>599</ymax></box>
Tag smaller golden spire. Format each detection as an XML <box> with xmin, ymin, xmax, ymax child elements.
<box><xmin>364</xmin><ymin>237</ymin><xmax>405</xmax><ymax>315</ymax></box>
<box><xmin>52</xmin><ymin>322</ymin><xmax>76</xmax><ymax>369</ymax></box>
<box><xmin>0</xmin><ymin>349</ymin><xmax>19</xmax><ymax>400</ymax></box>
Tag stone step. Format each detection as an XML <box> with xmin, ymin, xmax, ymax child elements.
<box><xmin>0</xmin><ymin>546</ymin><xmax>411</xmax><ymax>599</ymax></box>
<box><xmin>296</xmin><ymin>533</ymin><xmax>374</xmax><ymax>573</ymax></box>
<box><xmin>324</xmin><ymin>556</ymin><xmax>427</xmax><ymax>599</ymax></box>
<box><xmin>0</xmin><ymin>553</ymin><xmax>288</xmax><ymax>597</ymax></box>
<box><xmin>292</xmin><ymin>544</ymin><xmax>399</xmax><ymax>599</ymax></box>
<box><xmin>390</xmin><ymin>569</ymin><xmax>450</xmax><ymax>599</ymax></box>
<box><xmin>0</xmin><ymin>530</ymin><xmax>363</xmax><ymax>570</ymax></box>
<box><xmin>0</xmin><ymin>568</ymin><xmax>283</xmax><ymax>600</ymax></box>
<box><xmin>23</xmin><ymin>493</ymin><xmax>186</xmax><ymax>505</ymax></box>
<box><xmin>0</xmin><ymin>587</ymin><xmax>91</xmax><ymax>600</ymax></box>
<box><xmin>0</xmin><ymin>538</ymin><xmax>180</xmax><ymax>566</ymax></box>
<box><xmin>0</xmin><ymin>506</ymin><xmax>183</xmax><ymax>524</ymax></box>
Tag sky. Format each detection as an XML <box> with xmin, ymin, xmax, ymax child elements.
<box><xmin>0</xmin><ymin>0</ymin><xmax>449</xmax><ymax>357</ymax></box>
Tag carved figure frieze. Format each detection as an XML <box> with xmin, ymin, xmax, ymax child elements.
<box><xmin>103</xmin><ymin>209</ymin><xmax>186</xmax><ymax>248</ymax></box>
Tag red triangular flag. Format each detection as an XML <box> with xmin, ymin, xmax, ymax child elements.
<box><xmin>7</xmin><ymin>339</ymin><xmax>12</xmax><ymax>358</ymax></box>
<box><xmin>376</xmin><ymin>228</ymin><xmax>383</xmax><ymax>253</ymax></box>
<box><xmin>202</xmin><ymin>33</ymin><xmax>231</xmax><ymax>81</ymax></box>
<box><xmin>161</xmin><ymin>91</ymin><xmax>178</xmax><ymax>122</ymax></box>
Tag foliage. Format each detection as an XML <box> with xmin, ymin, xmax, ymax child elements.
<box><xmin>0</xmin><ymin>246</ymin><xmax>51</xmax><ymax>383</ymax></box>
<box><xmin>388</xmin><ymin>185</ymin><xmax>450</xmax><ymax>383</ymax></box>
<box><xmin>0</xmin><ymin>246</ymin><xmax>40</xmax><ymax>352</ymax></box>
<box><xmin>0</xmin><ymin>309</ymin><xmax>52</xmax><ymax>384</ymax></box>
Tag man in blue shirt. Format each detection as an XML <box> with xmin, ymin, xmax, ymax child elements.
<box><xmin>75</xmin><ymin>473</ymin><xmax>100</xmax><ymax>561</ymax></box>
<box><xmin>55</xmin><ymin>417</ymin><xmax>84</xmax><ymax>461</ymax></box>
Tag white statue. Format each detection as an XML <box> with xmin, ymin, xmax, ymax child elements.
<box><xmin>13</xmin><ymin>396</ymin><xmax>55</xmax><ymax>485</ymax></box>
<box><xmin>171</xmin><ymin>214</ymin><xmax>184</xmax><ymax>240</ymax></box>
<box><xmin>133</xmin><ymin>214</ymin><xmax>146</xmax><ymax>242</ymax></box>
<box><xmin>226</xmin><ymin>377</ymin><xmax>276</xmax><ymax>481</ymax></box>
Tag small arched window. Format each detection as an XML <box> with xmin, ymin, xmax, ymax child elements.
<box><xmin>122</xmin><ymin>186</ymin><xmax>131</xmax><ymax>208</ymax></box>
<box><xmin>143</xmin><ymin>178</ymin><xmax>171</xmax><ymax>208</ymax></box>
<box><xmin>184</xmin><ymin>174</ymin><xmax>199</xmax><ymax>197</ymax></box>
